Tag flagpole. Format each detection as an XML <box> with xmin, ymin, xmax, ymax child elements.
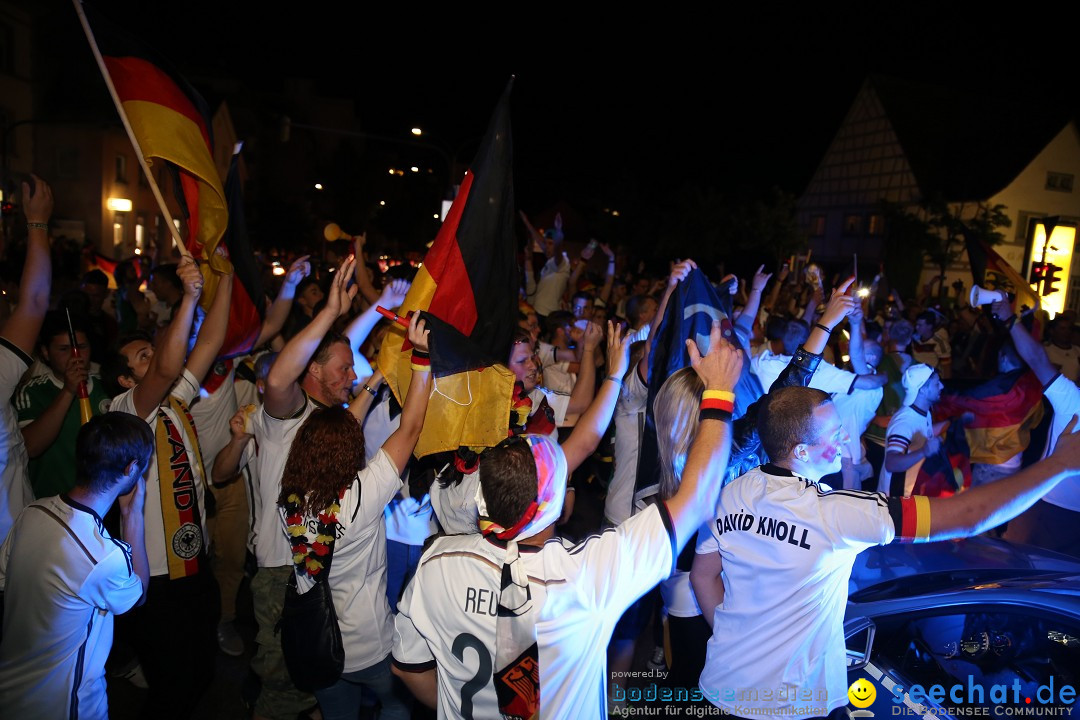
<box><xmin>71</xmin><ymin>0</ymin><xmax>191</xmax><ymax>260</ymax></box>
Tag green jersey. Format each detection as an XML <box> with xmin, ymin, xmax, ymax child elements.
<box><xmin>15</xmin><ymin>370</ymin><xmax>111</xmax><ymax>498</ymax></box>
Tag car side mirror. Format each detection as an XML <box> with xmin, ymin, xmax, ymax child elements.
<box><xmin>844</xmin><ymin>616</ymin><xmax>876</xmax><ymax>671</ymax></box>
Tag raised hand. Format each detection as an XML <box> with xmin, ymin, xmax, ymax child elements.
<box><xmin>177</xmin><ymin>256</ymin><xmax>204</xmax><ymax>299</ymax></box>
<box><xmin>23</xmin><ymin>174</ymin><xmax>54</xmax><ymax>224</ymax></box>
<box><xmin>62</xmin><ymin>354</ymin><xmax>89</xmax><ymax>397</ymax></box>
<box><xmin>284</xmin><ymin>255</ymin><xmax>311</xmax><ymax>288</ymax></box>
<box><xmin>324</xmin><ymin>256</ymin><xmax>357</xmax><ymax>318</ymax></box>
<box><xmin>819</xmin><ymin>277</ymin><xmax>856</xmax><ymax>330</ymax></box>
<box><xmin>687</xmin><ymin>321</ymin><xmax>743</xmax><ymax>392</ymax></box>
<box><xmin>668</xmin><ymin>259</ymin><xmax>697</xmax><ymax>288</ymax></box>
<box><xmin>750</xmin><ymin>265</ymin><xmax>772</xmax><ymax>293</ymax></box>
<box><xmin>605</xmin><ymin>321</ymin><xmax>632</xmax><ymax>380</ymax></box>
<box><xmin>379</xmin><ymin>278</ymin><xmax>411</xmax><ymax>309</ymax></box>
<box><xmin>407</xmin><ymin>312</ymin><xmax>430</xmax><ymax>354</ymax></box>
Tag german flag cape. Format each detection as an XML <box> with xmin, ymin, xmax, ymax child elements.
<box><xmin>935</xmin><ymin>370</ymin><xmax>1053</xmax><ymax>468</ymax></box>
<box><xmin>377</xmin><ymin>81</ymin><xmax>517</xmax><ymax>458</ymax></box>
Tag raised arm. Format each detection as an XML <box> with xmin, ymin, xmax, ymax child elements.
<box><xmin>185</xmin><ymin>271</ymin><xmax>233</xmax><ymax>384</ymax></box>
<box><xmin>380</xmin><ymin>314</ymin><xmax>432</xmax><ymax>473</ymax></box>
<box><xmin>597</xmin><ymin>243</ymin><xmax>616</xmax><ymax>306</ymax></box>
<box><xmin>353</xmin><ymin>234</ymin><xmax>382</xmax><ymax>307</ymax></box>
<box><xmin>803</xmin><ymin>278</ymin><xmax>855</xmax><ymax>356</ymax></box>
<box><xmin>735</xmin><ymin>265</ymin><xmax>771</xmax><ymax>339</ymax></box>
<box><xmin>211</xmin><ymin>408</ymin><xmax>253</xmax><ymax>485</ymax></box>
<box><xmin>265</xmin><ymin>257</ymin><xmax>356</xmax><ymax>418</ymax></box>
<box><xmin>991</xmin><ymin>298</ymin><xmax>1057</xmax><ymax>385</ymax></box>
<box><xmin>565</xmin><ymin>321</ymin><xmax>601</xmax><ymax>416</ymax></box>
<box><xmin>639</xmin><ymin>259</ymin><xmax>696</xmax><ymax>379</ymax></box>
<box><xmin>129</xmin><ymin>258</ymin><xmax>203</xmax><ymax>419</ymax></box>
<box><xmin>344</xmin><ymin>278</ymin><xmax>410</xmax><ymax>352</ymax></box>
<box><xmin>561</xmin><ymin>322</ymin><xmax>632</xmax><ymax>472</ymax></box>
<box><xmin>2</xmin><ymin>176</ymin><xmax>54</xmax><ymax>354</ymax></box>
<box><xmin>664</xmin><ymin>323</ymin><xmax>742</xmax><ymax>547</ymax></box>
<box><xmin>923</xmin><ymin>416</ymin><xmax>1080</xmax><ymax>539</ymax></box>
<box><xmin>253</xmin><ymin>255</ymin><xmax>309</xmax><ymax>348</ymax></box>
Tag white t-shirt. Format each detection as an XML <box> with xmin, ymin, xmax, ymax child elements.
<box><xmin>604</xmin><ymin>368</ymin><xmax>648</xmax><ymax>525</ymax></box>
<box><xmin>393</xmin><ymin>502</ymin><xmax>677</xmax><ymax>719</ymax></box>
<box><xmin>1041</xmin><ymin>374</ymin><xmax>1080</xmax><ymax>511</ymax></box>
<box><xmin>0</xmin><ymin>338</ymin><xmax>33</xmax><ymax>545</ymax></box>
<box><xmin>187</xmin><ymin>362</ymin><xmax>238</xmax><ymax>468</ymax></box>
<box><xmin>111</xmin><ymin>368</ymin><xmax>209</xmax><ymax>576</ymax></box>
<box><xmin>363</xmin><ymin>394</ymin><xmax>436</xmax><ymax>546</ymax></box>
<box><xmin>252</xmin><ymin>396</ymin><xmax>318</xmax><ymax>567</ymax></box>
<box><xmin>696</xmin><ymin>465</ymin><xmax>895</xmax><ymax>719</ymax></box>
<box><xmin>878</xmin><ymin>405</ymin><xmax>934</xmax><ymax>497</ymax></box>
<box><xmin>0</xmin><ymin>495</ymin><xmax>143</xmax><ymax>718</ymax></box>
<box><xmin>911</xmin><ymin>327</ymin><xmax>951</xmax><ymax>370</ymax></box>
<box><xmin>751</xmin><ymin>348</ymin><xmax>857</xmax><ymax>397</ymax></box>
<box><xmin>286</xmin><ymin>449</ymin><xmax>402</xmax><ymax>672</ymax></box>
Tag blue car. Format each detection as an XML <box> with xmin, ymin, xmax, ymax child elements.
<box><xmin>844</xmin><ymin>538</ymin><xmax>1080</xmax><ymax>719</ymax></box>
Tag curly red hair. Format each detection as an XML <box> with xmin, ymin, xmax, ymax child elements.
<box><xmin>278</xmin><ymin>406</ymin><xmax>366</xmax><ymax>514</ymax></box>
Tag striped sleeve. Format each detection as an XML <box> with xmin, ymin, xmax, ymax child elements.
<box><xmin>887</xmin><ymin>495</ymin><xmax>932</xmax><ymax>543</ymax></box>
<box><xmin>886</xmin><ymin>434</ymin><xmax>911</xmax><ymax>452</ymax></box>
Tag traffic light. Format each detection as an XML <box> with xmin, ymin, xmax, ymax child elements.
<box><xmin>1043</xmin><ymin>263</ymin><xmax>1063</xmax><ymax>296</ymax></box>
<box><xmin>1029</xmin><ymin>261</ymin><xmax>1047</xmax><ymax>285</ymax></box>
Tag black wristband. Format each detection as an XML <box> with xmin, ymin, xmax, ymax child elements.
<box><xmin>814</xmin><ymin>323</ymin><xmax>832</xmax><ymax>334</ymax></box>
<box><xmin>699</xmin><ymin>408</ymin><xmax>733</xmax><ymax>423</ymax></box>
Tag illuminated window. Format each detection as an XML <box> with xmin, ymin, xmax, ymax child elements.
<box><xmin>113</xmin><ymin>211</ymin><xmax>128</xmax><ymax>250</ymax></box>
<box><xmin>1046</xmin><ymin>172</ymin><xmax>1074</xmax><ymax>193</ymax></box>
<box><xmin>810</xmin><ymin>215</ymin><xmax>826</xmax><ymax>236</ymax></box>
<box><xmin>867</xmin><ymin>214</ymin><xmax>884</xmax><ymax>236</ymax></box>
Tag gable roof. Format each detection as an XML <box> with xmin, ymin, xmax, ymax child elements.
<box><xmin>869</xmin><ymin>75</ymin><xmax>1072</xmax><ymax>202</ymax></box>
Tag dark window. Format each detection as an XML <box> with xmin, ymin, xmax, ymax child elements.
<box><xmin>810</xmin><ymin>215</ymin><xmax>826</xmax><ymax>236</ymax></box>
<box><xmin>57</xmin><ymin>147</ymin><xmax>79</xmax><ymax>180</ymax></box>
<box><xmin>115</xmin><ymin>154</ymin><xmax>127</xmax><ymax>184</ymax></box>
<box><xmin>843</xmin><ymin>214</ymin><xmax>861</xmax><ymax>235</ymax></box>
<box><xmin>1046</xmin><ymin>172</ymin><xmax>1074</xmax><ymax>193</ymax></box>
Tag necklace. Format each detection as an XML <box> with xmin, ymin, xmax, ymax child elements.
<box><xmin>283</xmin><ymin>487</ymin><xmax>345</xmax><ymax>578</ymax></box>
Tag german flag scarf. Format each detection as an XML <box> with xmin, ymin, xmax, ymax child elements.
<box><xmin>154</xmin><ymin>396</ymin><xmax>207</xmax><ymax>579</ymax></box>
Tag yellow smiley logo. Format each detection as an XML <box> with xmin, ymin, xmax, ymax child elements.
<box><xmin>848</xmin><ymin>678</ymin><xmax>876</xmax><ymax>708</ymax></box>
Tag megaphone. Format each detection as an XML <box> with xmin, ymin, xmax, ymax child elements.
<box><xmin>323</xmin><ymin>222</ymin><xmax>354</xmax><ymax>242</ymax></box>
<box><xmin>969</xmin><ymin>286</ymin><xmax>1005</xmax><ymax>306</ymax></box>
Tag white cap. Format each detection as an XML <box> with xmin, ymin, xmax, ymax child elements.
<box><xmin>902</xmin><ymin>363</ymin><xmax>934</xmax><ymax>407</ymax></box>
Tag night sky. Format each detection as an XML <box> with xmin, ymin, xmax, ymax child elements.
<box><xmin>27</xmin><ymin>1</ymin><xmax>1080</xmax><ymax>249</ymax></box>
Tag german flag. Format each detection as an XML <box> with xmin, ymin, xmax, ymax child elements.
<box><xmin>966</xmin><ymin>236</ymin><xmax>1041</xmax><ymax>318</ymax></box>
<box><xmin>935</xmin><ymin>370</ymin><xmax>1052</xmax><ymax>468</ymax></box>
<box><xmin>377</xmin><ymin>81</ymin><xmax>517</xmax><ymax>458</ymax></box>
<box><xmin>79</xmin><ymin>4</ymin><xmax>230</xmax><ymax>318</ymax></box>
<box><xmin>218</xmin><ymin>150</ymin><xmax>266</xmax><ymax>358</ymax></box>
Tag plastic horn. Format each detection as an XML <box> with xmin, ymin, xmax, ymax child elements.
<box><xmin>65</xmin><ymin>308</ymin><xmax>93</xmax><ymax>425</ymax></box>
<box><xmin>323</xmin><ymin>222</ymin><xmax>354</xmax><ymax>242</ymax></box>
<box><xmin>376</xmin><ymin>306</ymin><xmax>413</xmax><ymax>328</ymax></box>
<box><xmin>969</xmin><ymin>286</ymin><xmax>1005</xmax><ymax>307</ymax></box>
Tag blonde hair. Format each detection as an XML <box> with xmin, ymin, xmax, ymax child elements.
<box><xmin>654</xmin><ymin>367</ymin><xmax>704</xmax><ymax>500</ymax></box>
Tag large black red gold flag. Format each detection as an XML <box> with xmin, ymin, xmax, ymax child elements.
<box><xmin>378</xmin><ymin>81</ymin><xmax>517</xmax><ymax>458</ymax></box>
<box><xmin>219</xmin><ymin>150</ymin><xmax>266</xmax><ymax>357</ymax></box>
<box><xmin>77</xmin><ymin>3</ymin><xmax>251</xmax><ymax>347</ymax></box>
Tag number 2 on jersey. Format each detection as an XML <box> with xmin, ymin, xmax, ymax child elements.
<box><xmin>452</xmin><ymin>632</ymin><xmax>492</xmax><ymax>720</ymax></box>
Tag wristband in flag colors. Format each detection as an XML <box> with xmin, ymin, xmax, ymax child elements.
<box><xmin>701</xmin><ymin>389</ymin><xmax>735</xmax><ymax>417</ymax></box>
<box><xmin>410</xmin><ymin>350</ymin><xmax>431</xmax><ymax>372</ymax></box>
<box><xmin>889</xmin><ymin>494</ymin><xmax>932</xmax><ymax>542</ymax></box>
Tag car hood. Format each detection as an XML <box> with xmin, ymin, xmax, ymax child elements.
<box><xmin>849</xmin><ymin>536</ymin><xmax>1080</xmax><ymax>603</ymax></box>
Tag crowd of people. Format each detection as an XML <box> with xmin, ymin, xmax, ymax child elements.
<box><xmin>0</xmin><ymin>177</ymin><xmax>1077</xmax><ymax>719</ymax></box>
